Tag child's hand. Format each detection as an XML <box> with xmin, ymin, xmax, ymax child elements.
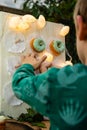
<box><xmin>21</xmin><ymin>54</ymin><xmax>47</xmax><ymax>69</ymax></box>
<box><xmin>40</xmin><ymin>61</ymin><xmax>52</xmax><ymax>73</ymax></box>
<box><xmin>52</xmin><ymin>61</ymin><xmax>73</xmax><ymax>68</ymax></box>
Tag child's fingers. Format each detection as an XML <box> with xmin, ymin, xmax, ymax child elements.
<box><xmin>34</xmin><ymin>55</ymin><xmax>47</xmax><ymax>69</ymax></box>
<box><xmin>15</xmin><ymin>64</ymin><xmax>21</xmax><ymax>69</ymax></box>
<box><xmin>34</xmin><ymin>53</ymin><xmax>39</xmax><ymax>59</ymax></box>
<box><xmin>45</xmin><ymin>62</ymin><xmax>52</xmax><ymax>68</ymax></box>
<box><xmin>39</xmin><ymin>55</ymin><xmax>47</xmax><ymax>64</ymax></box>
<box><xmin>28</xmin><ymin>53</ymin><xmax>32</xmax><ymax>56</ymax></box>
<box><xmin>40</xmin><ymin>67</ymin><xmax>47</xmax><ymax>73</ymax></box>
<box><xmin>21</xmin><ymin>55</ymin><xmax>25</xmax><ymax>61</ymax></box>
<box><xmin>30</xmin><ymin>53</ymin><xmax>38</xmax><ymax>57</ymax></box>
<box><xmin>39</xmin><ymin>62</ymin><xmax>52</xmax><ymax>73</ymax></box>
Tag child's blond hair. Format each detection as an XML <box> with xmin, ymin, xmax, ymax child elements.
<box><xmin>74</xmin><ymin>0</ymin><xmax>87</xmax><ymax>23</ymax></box>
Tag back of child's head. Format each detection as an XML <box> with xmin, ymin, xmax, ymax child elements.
<box><xmin>74</xmin><ymin>0</ymin><xmax>87</xmax><ymax>23</ymax></box>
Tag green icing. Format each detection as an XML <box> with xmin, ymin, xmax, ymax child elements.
<box><xmin>53</xmin><ymin>40</ymin><xmax>65</xmax><ymax>53</ymax></box>
<box><xmin>33</xmin><ymin>38</ymin><xmax>46</xmax><ymax>52</ymax></box>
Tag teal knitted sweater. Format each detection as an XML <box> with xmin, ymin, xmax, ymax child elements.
<box><xmin>12</xmin><ymin>64</ymin><xmax>87</xmax><ymax>130</ymax></box>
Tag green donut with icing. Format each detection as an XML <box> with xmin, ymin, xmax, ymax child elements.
<box><xmin>53</xmin><ymin>40</ymin><xmax>65</xmax><ymax>53</ymax></box>
<box><xmin>33</xmin><ymin>38</ymin><xmax>46</xmax><ymax>52</ymax></box>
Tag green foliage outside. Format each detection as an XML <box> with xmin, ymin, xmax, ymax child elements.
<box><xmin>22</xmin><ymin>0</ymin><xmax>80</xmax><ymax>63</ymax></box>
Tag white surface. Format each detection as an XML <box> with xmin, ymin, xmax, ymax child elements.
<box><xmin>0</xmin><ymin>12</ymin><xmax>7</xmax><ymax>113</ymax></box>
<box><xmin>0</xmin><ymin>12</ymin><xmax>65</xmax><ymax>118</ymax></box>
<box><xmin>7</xmin><ymin>56</ymin><xmax>21</xmax><ymax>76</ymax></box>
<box><xmin>4</xmin><ymin>31</ymin><xmax>26</xmax><ymax>53</ymax></box>
<box><xmin>3</xmin><ymin>81</ymin><xmax>23</xmax><ymax>106</ymax></box>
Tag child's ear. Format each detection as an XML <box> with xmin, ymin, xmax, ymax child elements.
<box><xmin>77</xmin><ymin>15</ymin><xmax>87</xmax><ymax>40</ymax></box>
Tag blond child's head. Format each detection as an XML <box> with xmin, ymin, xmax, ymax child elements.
<box><xmin>73</xmin><ymin>0</ymin><xmax>87</xmax><ymax>64</ymax></box>
<box><xmin>74</xmin><ymin>0</ymin><xmax>87</xmax><ymax>25</ymax></box>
